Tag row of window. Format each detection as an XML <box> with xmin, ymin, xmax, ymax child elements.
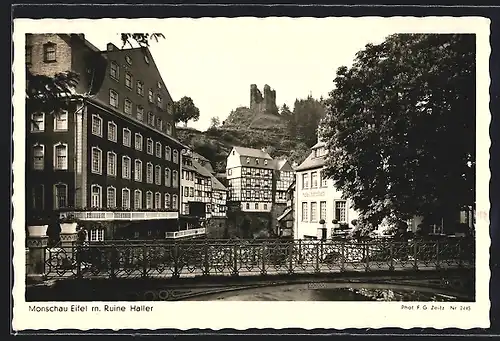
<box><xmin>301</xmin><ymin>201</ymin><xmax>347</xmax><ymax>223</ymax></box>
<box><xmin>26</xmin><ymin>42</ymin><xmax>56</xmax><ymax>65</ymax></box>
<box><xmin>240</xmin><ymin>189</ymin><xmax>272</xmax><ymax>201</ymax></box>
<box><xmin>230</xmin><ymin>150</ymin><xmax>270</xmax><ymax>166</ymax></box>
<box><xmin>89</xmin><ymin>147</ymin><xmax>179</xmax><ymax>187</ymax></box>
<box><xmin>182</xmin><ymin>170</ymin><xmax>195</xmax><ymax>182</ymax></box>
<box><xmin>109</xmin><ymin>61</ymin><xmax>163</xmax><ymax>109</ymax></box>
<box><xmin>108</xmin><ymin>90</ymin><xmax>171</xmax><ymax>134</ymax></box>
<box><xmin>32</xmin><ymin>183</ymin><xmax>179</xmax><ymax>210</ymax></box>
<box><xmin>227</xmin><ymin>167</ymin><xmax>273</xmax><ymax>177</ymax></box>
<box><xmin>301</xmin><ymin>170</ymin><xmax>328</xmax><ymax>189</ymax></box>
<box><xmin>32</xmin><ymin>143</ymin><xmax>68</xmax><ymax>170</ymax></box>
<box><xmin>91</xmin><ymin>114</ymin><xmax>178</xmax><ymax>163</ymax></box>
<box><xmin>182</xmin><ymin>186</ymin><xmax>213</xmax><ymax>199</ymax></box>
<box><xmin>244</xmin><ymin>202</ymin><xmax>269</xmax><ymax>210</ymax></box>
<box><xmin>244</xmin><ymin>178</ymin><xmax>272</xmax><ymax>188</ymax></box>
<box><xmin>313</xmin><ymin>147</ymin><xmax>327</xmax><ymax>158</ymax></box>
<box><xmin>31</xmin><ymin>112</ymin><xmax>68</xmax><ymax>133</ymax></box>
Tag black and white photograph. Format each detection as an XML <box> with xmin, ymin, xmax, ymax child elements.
<box><xmin>12</xmin><ymin>16</ymin><xmax>490</xmax><ymax>330</ymax></box>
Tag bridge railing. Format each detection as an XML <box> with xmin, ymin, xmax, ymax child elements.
<box><xmin>38</xmin><ymin>238</ymin><xmax>475</xmax><ymax>280</ymax></box>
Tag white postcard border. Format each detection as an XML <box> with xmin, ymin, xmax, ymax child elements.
<box><xmin>12</xmin><ymin>17</ymin><xmax>491</xmax><ymax>330</ymax></box>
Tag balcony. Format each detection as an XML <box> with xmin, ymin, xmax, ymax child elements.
<box><xmin>59</xmin><ymin>211</ymin><xmax>179</xmax><ymax>221</ymax></box>
<box><xmin>165</xmin><ymin>227</ymin><xmax>206</xmax><ymax>239</ymax></box>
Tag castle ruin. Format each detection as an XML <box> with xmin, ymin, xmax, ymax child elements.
<box><xmin>250</xmin><ymin>84</ymin><xmax>278</xmax><ymax>115</ymax></box>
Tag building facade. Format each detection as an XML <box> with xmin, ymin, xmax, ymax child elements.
<box><xmin>226</xmin><ymin>147</ymin><xmax>275</xmax><ymax>213</ymax></box>
<box><xmin>294</xmin><ymin>139</ymin><xmax>359</xmax><ymax>240</ymax></box>
<box><xmin>26</xmin><ymin>33</ymin><xmax>187</xmax><ymax>241</ymax></box>
<box><xmin>179</xmin><ymin>149</ymin><xmax>228</xmax><ymax>237</ymax></box>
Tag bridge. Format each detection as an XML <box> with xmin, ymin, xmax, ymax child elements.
<box><xmin>26</xmin><ymin>238</ymin><xmax>475</xmax><ymax>301</ymax></box>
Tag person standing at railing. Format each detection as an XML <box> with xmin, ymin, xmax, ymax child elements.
<box><xmin>76</xmin><ymin>226</ymin><xmax>90</xmax><ymax>271</ymax></box>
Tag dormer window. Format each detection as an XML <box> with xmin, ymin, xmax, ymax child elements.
<box><xmin>246</xmin><ymin>157</ymin><xmax>250</xmax><ymax>164</ymax></box>
<box><xmin>144</xmin><ymin>54</ymin><xmax>149</xmax><ymax>64</ymax></box>
<box><xmin>255</xmin><ymin>159</ymin><xmax>259</xmax><ymax>165</ymax></box>
<box><xmin>264</xmin><ymin>160</ymin><xmax>268</xmax><ymax>165</ymax></box>
<box><xmin>125</xmin><ymin>56</ymin><xmax>132</xmax><ymax>65</ymax></box>
<box><xmin>157</xmin><ymin>81</ymin><xmax>162</xmax><ymax>89</ymax></box>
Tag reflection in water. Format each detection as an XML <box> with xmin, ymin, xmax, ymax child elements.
<box><xmin>188</xmin><ymin>285</ymin><xmax>461</xmax><ymax>302</ymax></box>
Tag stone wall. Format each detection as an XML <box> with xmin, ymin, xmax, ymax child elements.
<box><xmin>250</xmin><ymin>84</ymin><xmax>278</xmax><ymax>115</ymax></box>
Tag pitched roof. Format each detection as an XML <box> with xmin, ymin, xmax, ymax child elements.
<box><xmin>191</xmin><ymin>151</ymin><xmax>210</xmax><ymax>162</ymax></box>
<box><xmin>210</xmin><ymin>174</ymin><xmax>227</xmax><ymax>191</ymax></box>
<box><xmin>275</xmin><ymin>159</ymin><xmax>287</xmax><ymax>170</ymax></box>
<box><xmin>294</xmin><ymin>152</ymin><xmax>326</xmax><ymax>172</ymax></box>
<box><xmin>192</xmin><ymin>160</ymin><xmax>213</xmax><ymax>178</ymax></box>
<box><xmin>201</xmin><ymin>161</ymin><xmax>214</xmax><ymax>173</ymax></box>
<box><xmin>233</xmin><ymin>146</ymin><xmax>272</xmax><ymax>159</ymax></box>
<box><xmin>311</xmin><ymin>140</ymin><xmax>327</xmax><ymax>149</ymax></box>
<box><xmin>277</xmin><ymin>207</ymin><xmax>293</xmax><ymax>221</ymax></box>
<box><xmin>275</xmin><ymin>159</ymin><xmax>294</xmax><ymax>172</ymax></box>
<box><xmin>87</xmin><ymin>97</ymin><xmax>188</xmax><ymax>149</ymax></box>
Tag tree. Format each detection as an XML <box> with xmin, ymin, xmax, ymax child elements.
<box><xmin>26</xmin><ymin>33</ymin><xmax>165</xmax><ymax>121</ymax></box>
<box><xmin>173</xmin><ymin>96</ymin><xmax>200</xmax><ymax>126</ymax></box>
<box><xmin>279</xmin><ymin>103</ymin><xmax>292</xmax><ymax>116</ymax></box>
<box><xmin>120</xmin><ymin>33</ymin><xmax>165</xmax><ymax>48</ymax></box>
<box><xmin>209</xmin><ymin>116</ymin><xmax>221</xmax><ymax>130</ymax></box>
<box><xmin>286</xmin><ymin>96</ymin><xmax>326</xmax><ymax>146</ymax></box>
<box><xmin>321</xmin><ymin>34</ymin><xmax>475</xmax><ymax>228</ymax></box>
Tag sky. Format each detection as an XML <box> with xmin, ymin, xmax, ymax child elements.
<box><xmin>83</xmin><ymin>18</ymin><xmax>400</xmax><ymax>131</ymax></box>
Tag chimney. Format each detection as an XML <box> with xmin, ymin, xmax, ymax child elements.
<box><xmin>107</xmin><ymin>43</ymin><xmax>118</xmax><ymax>52</ymax></box>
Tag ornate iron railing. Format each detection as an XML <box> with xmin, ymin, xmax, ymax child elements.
<box><xmin>41</xmin><ymin>238</ymin><xmax>475</xmax><ymax>280</ymax></box>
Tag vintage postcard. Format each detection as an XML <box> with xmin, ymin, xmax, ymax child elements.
<box><xmin>12</xmin><ymin>16</ymin><xmax>491</xmax><ymax>330</ymax></box>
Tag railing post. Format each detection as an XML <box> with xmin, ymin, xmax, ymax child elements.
<box><xmin>76</xmin><ymin>243</ymin><xmax>82</xmax><ymax>279</ymax></box>
<box><xmin>413</xmin><ymin>241</ymin><xmax>418</xmax><ymax>271</ymax></box>
<box><xmin>315</xmin><ymin>242</ymin><xmax>320</xmax><ymax>273</ymax></box>
<box><xmin>110</xmin><ymin>246</ymin><xmax>117</xmax><ymax>279</ymax></box>
<box><xmin>142</xmin><ymin>244</ymin><xmax>148</xmax><ymax>278</ymax></box>
<box><xmin>288</xmin><ymin>240</ymin><xmax>294</xmax><ymax>274</ymax></box>
<box><xmin>261</xmin><ymin>241</ymin><xmax>267</xmax><ymax>275</ymax></box>
<box><xmin>435</xmin><ymin>240</ymin><xmax>440</xmax><ymax>270</ymax></box>
<box><xmin>457</xmin><ymin>240</ymin><xmax>463</xmax><ymax>268</ymax></box>
<box><xmin>298</xmin><ymin>240</ymin><xmax>302</xmax><ymax>264</ymax></box>
<box><xmin>173</xmin><ymin>243</ymin><xmax>180</xmax><ymax>279</ymax></box>
<box><xmin>320</xmin><ymin>240</ymin><xmax>324</xmax><ymax>268</ymax></box>
<box><xmin>232</xmin><ymin>243</ymin><xmax>239</xmax><ymax>276</ymax></box>
<box><xmin>203</xmin><ymin>239</ymin><xmax>209</xmax><ymax>276</ymax></box>
<box><xmin>59</xmin><ymin>231</ymin><xmax>78</xmax><ymax>267</ymax></box>
<box><xmin>364</xmin><ymin>241</ymin><xmax>370</xmax><ymax>272</ymax></box>
<box><xmin>389</xmin><ymin>242</ymin><xmax>395</xmax><ymax>271</ymax></box>
<box><xmin>340</xmin><ymin>241</ymin><xmax>345</xmax><ymax>272</ymax></box>
<box><xmin>26</xmin><ymin>234</ymin><xmax>49</xmax><ymax>280</ymax></box>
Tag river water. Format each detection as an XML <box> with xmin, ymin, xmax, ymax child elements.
<box><xmin>186</xmin><ymin>284</ymin><xmax>464</xmax><ymax>301</ymax></box>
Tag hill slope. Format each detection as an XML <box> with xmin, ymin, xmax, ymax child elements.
<box><xmin>177</xmin><ymin>110</ymin><xmax>311</xmax><ymax>174</ymax></box>
<box><xmin>177</xmin><ymin>100</ymin><xmax>325</xmax><ymax>174</ymax></box>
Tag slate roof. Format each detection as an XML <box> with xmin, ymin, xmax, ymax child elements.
<box><xmin>294</xmin><ymin>153</ymin><xmax>326</xmax><ymax>172</ymax></box>
<box><xmin>210</xmin><ymin>174</ymin><xmax>227</xmax><ymax>191</ymax></box>
<box><xmin>233</xmin><ymin>146</ymin><xmax>272</xmax><ymax>159</ymax></box>
<box><xmin>275</xmin><ymin>159</ymin><xmax>294</xmax><ymax>172</ymax></box>
<box><xmin>192</xmin><ymin>160</ymin><xmax>213</xmax><ymax>178</ymax></box>
<box><xmin>191</xmin><ymin>151</ymin><xmax>210</xmax><ymax>162</ymax></box>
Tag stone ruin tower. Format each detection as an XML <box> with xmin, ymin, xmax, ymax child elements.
<box><xmin>250</xmin><ymin>84</ymin><xmax>278</xmax><ymax>115</ymax></box>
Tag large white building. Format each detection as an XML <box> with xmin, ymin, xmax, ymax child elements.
<box><xmin>293</xmin><ymin>139</ymin><xmax>359</xmax><ymax>240</ymax></box>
